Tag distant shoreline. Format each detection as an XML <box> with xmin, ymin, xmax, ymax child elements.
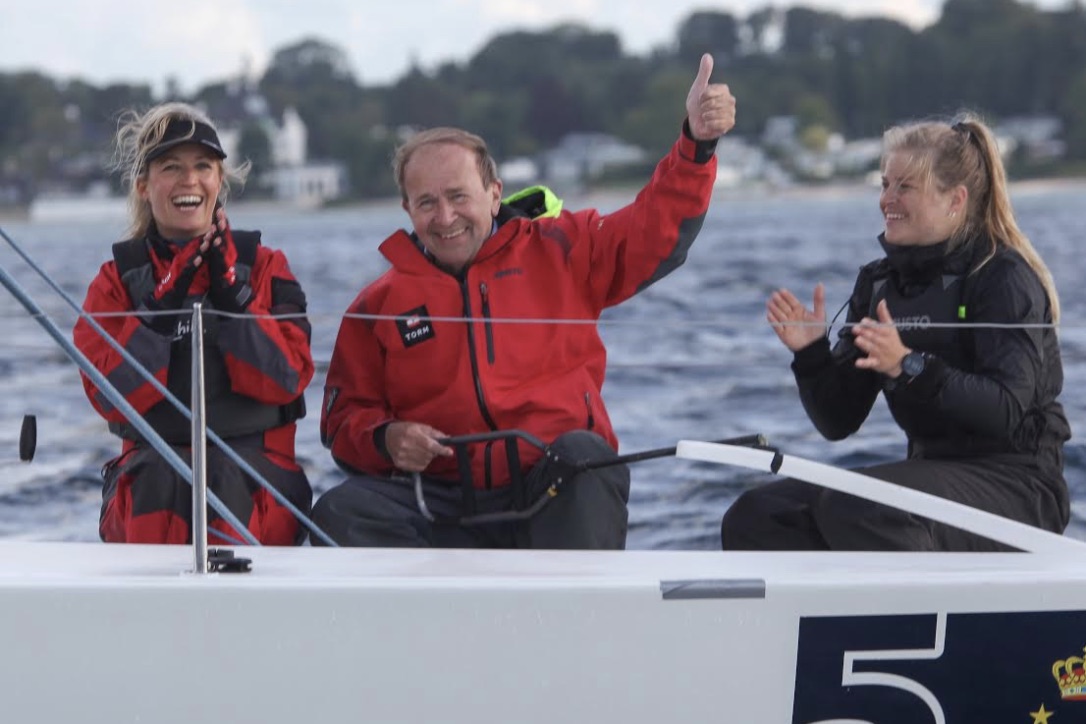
<box><xmin>1005</xmin><ymin>175</ymin><xmax>1086</xmax><ymax>195</ymax></box>
<box><xmin>2</xmin><ymin>174</ymin><xmax>1084</xmax><ymax>224</ymax></box>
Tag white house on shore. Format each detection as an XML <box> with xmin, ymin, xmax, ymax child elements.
<box><xmin>217</xmin><ymin>101</ymin><xmax>347</xmax><ymax>208</ymax></box>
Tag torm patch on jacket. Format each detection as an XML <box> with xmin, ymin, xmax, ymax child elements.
<box><xmin>396</xmin><ymin>305</ymin><xmax>435</xmax><ymax>348</ymax></box>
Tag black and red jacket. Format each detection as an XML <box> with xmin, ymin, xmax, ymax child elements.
<box><xmin>74</xmin><ymin>229</ymin><xmax>313</xmax><ymax>462</ymax></box>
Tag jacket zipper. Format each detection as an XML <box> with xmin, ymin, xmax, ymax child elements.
<box><xmin>584</xmin><ymin>392</ymin><xmax>595</xmax><ymax>430</ymax></box>
<box><xmin>460</xmin><ymin>278</ymin><xmax>499</xmax><ymax>488</ymax></box>
<box><xmin>480</xmin><ymin>282</ymin><xmax>495</xmax><ymax>364</ymax></box>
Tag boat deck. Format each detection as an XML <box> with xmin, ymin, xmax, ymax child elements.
<box><xmin>0</xmin><ymin>545</ymin><xmax>1083</xmax><ymax>723</ymax></box>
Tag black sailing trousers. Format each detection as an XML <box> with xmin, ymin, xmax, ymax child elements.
<box><xmin>311</xmin><ymin>430</ymin><xmax>630</xmax><ymax>549</ymax></box>
<box><xmin>720</xmin><ymin>455</ymin><xmax>1068</xmax><ymax>552</ymax></box>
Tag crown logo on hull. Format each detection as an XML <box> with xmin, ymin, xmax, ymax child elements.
<box><xmin>1052</xmin><ymin>647</ymin><xmax>1086</xmax><ymax>700</ymax></box>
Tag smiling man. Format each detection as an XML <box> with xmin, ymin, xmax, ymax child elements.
<box><xmin>315</xmin><ymin>54</ymin><xmax>737</xmax><ymax>549</ymax></box>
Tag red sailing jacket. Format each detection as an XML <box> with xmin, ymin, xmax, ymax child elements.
<box><xmin>74</xmin><ymin>232</ymin><xmax>313</xmax><ymax>463</ymax></box>
<box><xmin>321</xmin><ymin>128</ymin><xmax>717</xmax><ymax>489</ymax></box>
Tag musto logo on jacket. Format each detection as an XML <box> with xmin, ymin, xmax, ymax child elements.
<box><xmin>396</xmin><ymin>305</ymin><xmax>435</xmax><ymax>348</ymax></box>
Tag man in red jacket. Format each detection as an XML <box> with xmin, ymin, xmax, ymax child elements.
<box><xmin>314</xmin><ymin>54</ymin><xmax>736</xmax><ymax>548</ymax></box>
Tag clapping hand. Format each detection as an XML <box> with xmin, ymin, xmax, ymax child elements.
<box><xmin>206</xmin><ymin>205</ymin><xmax>253</xmax><ymax>315</ymax></box>
<box><xmin>767</xmin><ymin>283</ymin><xmax>827</xmax><ymax>352</ymax></box>
<box><xmin>140</xmin><ymin>235</ymin><xmax>209</xmax><ymax>335</ymax></box>
<box><xmin>686</xmin><ymin>53</ymin><xmax>737</xmax><ymax>141</ymax></box>
<box><xmin>853</xmin><ymin>300</ymin><xmax>909</xmax><ymax>376</ymax></box>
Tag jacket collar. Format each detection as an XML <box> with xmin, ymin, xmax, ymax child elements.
<box><xmin>382</xmin><ymin>211</ymin><xmax>527</xmax><ymax>276</ymax></box>
<box><xmin>877</xmin><ymin>233</ymin><xmax>992</xmax><ymax>283</ymax></box>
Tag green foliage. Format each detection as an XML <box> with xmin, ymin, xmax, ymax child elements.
<box><xmin>467</xmin><ymin>24</ymin><xmax>622</xmax><ymax>89</ymax></box>
<box><xmin>384</xmin><ymin>68</ymin><xmax>461</xmax><ymax>130</ymax></box>
<box><xmin>618</xmin><ymin>69</ymin><xmax>692</xmax><ymax>156</ymax></box>
<box><xmin>677</xmin><ymin>12</ymin><xmax>739</xmax><ymax>64</ymax></box>
<box><xmin>459</xmin><ymin>91</ymin><xmax>532</xmax><ymax>159</ymax></box>
<box><xmin>782</xmin><ymin>6</ymin><xmax>846</xmax><ymax>58</ymax></box>
<box><xmin>794</xmin><ymin>93</ymin><xmax>838</xmax><ymax>133</ymax></box>
<box><xmin>237</xmin><ymin>122</ymin><xmax>273</xmax><ymax>194</ymax></box>
<box><xmin>326</xmin><ymin>124</ymin><xmax>399</xmax><ymax>199</ymax></box>
<box><xmin>800</xmin><ymin>124</ymin><xmax>832</xmax><ymax>152</ymax></box>
<box><xmin>3</xmin><ymin>0</ymin><xmax>1086</xmax><ymax>202</ymax></box>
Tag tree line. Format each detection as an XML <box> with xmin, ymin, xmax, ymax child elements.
<box><xmin>2</xmin><ymin>0</ymin><xmax>1085</xmax><ymax>202</ymax></box>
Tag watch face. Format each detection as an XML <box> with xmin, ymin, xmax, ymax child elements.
<box><xmin>902</xmin><ymin>352</ymin><xmax>925</xmax><ymax>377</ymax></box>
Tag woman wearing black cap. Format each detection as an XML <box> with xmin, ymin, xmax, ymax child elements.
<box><xmin>73</xmin><ymin>102</ymin><xmax>315</xmax><ymax>545</ymax></box>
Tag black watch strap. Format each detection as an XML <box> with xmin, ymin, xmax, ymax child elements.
<box><xmin>900</xmin><ymin>351</ymin><xmax>926</xmax><ymax>380</ymax></box>
<box><xmin>885</xmin><ymin>351</ymin><xmax>926</xmax><ymax>391</ymax></box>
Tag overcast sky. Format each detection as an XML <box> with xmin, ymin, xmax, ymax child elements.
<box><xmin>0</xmin><ymin>0</ymin><xmax>1066</xmax><ymax>94</ymax></box>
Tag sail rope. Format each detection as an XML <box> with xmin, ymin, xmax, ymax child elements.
<box><xmin>46</xmin><ymin>307</ymin><xmax>1068</xmax><ymax>331</ymax></box>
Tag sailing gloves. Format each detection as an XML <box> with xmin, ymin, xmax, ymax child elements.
<box><xmin>206</xmin><ymin>213</ymin><xmax>254</xmax><ymax>315</ymax></box>
<box><xmin>138</xmin><ymin>206</ymin><xmax>253</xmax><ymax>337</ymax></box>
<box><xmin>139</xmin><ymin>239</ymin><xmax>206</xmax><ymax>336</ymax></box>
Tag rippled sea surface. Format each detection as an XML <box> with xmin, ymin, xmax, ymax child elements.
<box><xmin>1</xmin><ymin>179</ymin><xmax>1084</xmax><ymax>548</ymax></box>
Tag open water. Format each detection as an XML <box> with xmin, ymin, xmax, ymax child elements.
<box><xmin>1</xmin><ymin>179</ymin><xmax>1084</xmax><ymax>548</ymax></box>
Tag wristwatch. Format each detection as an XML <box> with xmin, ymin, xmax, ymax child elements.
<box><xmin>898</xmin><ymin>351</ymin><xmax>927</xmax><ymax>384</ymax></box>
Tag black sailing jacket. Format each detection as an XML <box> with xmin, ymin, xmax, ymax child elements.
<box><xmin>789</xmin><ymin>234</ymin><xmax>1070</xmax><ymax>478</ymax></box>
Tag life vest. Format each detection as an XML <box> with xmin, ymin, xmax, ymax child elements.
<box><xmin>110</xmin><ymin>231</ymin><xmax>304</xmax><ymax>444</ymax></box>
<box><xmin>866</xmin><ymin>262</ymin><xmax>974</xmax><ymax>372</ymax></box>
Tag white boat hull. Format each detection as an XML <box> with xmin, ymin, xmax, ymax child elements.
<box><xmin>2</xmin><ymin>542</ymin><xmax>1084</xmax><ymax>723</ymax></box>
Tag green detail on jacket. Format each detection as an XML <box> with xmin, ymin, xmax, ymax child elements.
<box><xmin>503</xmin><ymin>185</ymin><xmax>563</xmax><ymax>219</ymax></box>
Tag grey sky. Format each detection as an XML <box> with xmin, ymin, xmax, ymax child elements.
<box><xmin>0</xmin><ymin>0</ymin><xmax>1064</xmax><ymax>93</ymax></box>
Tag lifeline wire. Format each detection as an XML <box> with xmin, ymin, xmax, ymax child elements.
<box><xmin>0</xmin><ymin>226</ymin><xmax>336</xmax><ymax>547</ymax></box>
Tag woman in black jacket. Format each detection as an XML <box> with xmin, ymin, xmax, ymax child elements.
<box><xmin>720</xmin><ymin>113</ymin><xmax>1070</xmax><ymax>551</ymax></box>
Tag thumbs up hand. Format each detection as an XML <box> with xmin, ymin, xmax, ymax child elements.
<box><xmin>686</xmin><ymin>53</ymin><xmax>737</xmax><ymax>141</ymax></box>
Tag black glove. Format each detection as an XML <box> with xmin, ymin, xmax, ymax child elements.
<box><xmin>140</xmin><ymin>238</ymin><xmax>205</xmax><ymax>335</ymax></box>
<box><xmin>206</xmin><ymin>210</ymin><xmax>253</xmax><ymax>315</ymax></box>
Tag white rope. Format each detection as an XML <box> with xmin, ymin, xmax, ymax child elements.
<box><xmin>58</xmin><ymin>308</ymin><xmax>1069</xmax><ymax>331</ymax></box>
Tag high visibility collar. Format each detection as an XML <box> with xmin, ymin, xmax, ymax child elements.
<box><xmin>503</xmin><ymin>185</ymin><xmax>563</xmax><ymax>219</ymax></box>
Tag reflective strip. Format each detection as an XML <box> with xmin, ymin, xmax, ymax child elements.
<box><xmin>659</xmin><ymin>578</ymin><xmax>766</xmax><ymax>600</ymax></box>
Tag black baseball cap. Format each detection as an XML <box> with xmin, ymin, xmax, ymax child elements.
<box><xmin>144</xmin><ymin>118</ymin><xmax>227</xmax><ymax>165</ymax></box>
